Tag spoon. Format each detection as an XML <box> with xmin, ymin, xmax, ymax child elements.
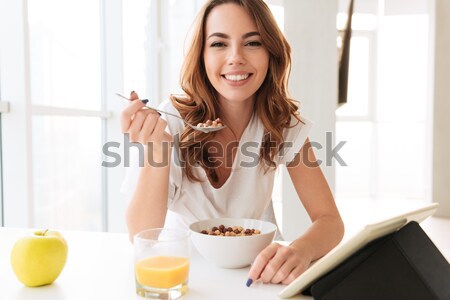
<box><xmin>115</xmin><ymin>93</ymin><xmax>226</xmax><ymax>133</ymax></box>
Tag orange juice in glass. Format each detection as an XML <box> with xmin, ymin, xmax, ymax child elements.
<box><xmin>134</xmin><ymin>228</ymin><xmax>190</xmax><ymax>299</ymax></box>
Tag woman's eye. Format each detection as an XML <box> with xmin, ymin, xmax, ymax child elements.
<box><xmin>246</xmin><ymin>41</ymin><xmax>262</xmax><ymax>47</ymax></box>
<box><xmin>211</xmin><ymin>42</ymin><xmax>226</xmax><ymax>47</ymax></box>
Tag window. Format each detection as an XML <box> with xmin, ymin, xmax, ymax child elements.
<box><xmin>335</xmin><ymin>20</ymin><xmax>376</xmax><ymax>197</ymax></box>
<box><xmin>335</xmin><ymin>3</ymin><xmax>432</xmax><ymax>203</ymax></box>
<box><xmin>28</xmin><ymin>0</ymin><xmax>104</xmax><ymax>230</ymax></box>
<box><xmin>0</xmin><ymin>0</ymin><xmax>116</xmax><ymax>231</ymax></box>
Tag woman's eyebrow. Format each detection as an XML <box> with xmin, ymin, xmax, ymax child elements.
<box><xmin>206</xmin><ymin>31</ymin><xmax>261</xmax><ymax>40</ymax></box>
<box><xmin>242</xmin><ymin>31</ymin><xmax>260</xmax><ymax>39</ymax></box>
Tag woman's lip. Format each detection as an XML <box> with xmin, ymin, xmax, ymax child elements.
<box><xmin>221</xmin><ymin>73</ymin><xmax>253</xmax><ymax>86</ymax></box>
<box><xmin>222</xmin><ymin>72</ymin><xmax>252</xmax><ymax>76</ymax></box>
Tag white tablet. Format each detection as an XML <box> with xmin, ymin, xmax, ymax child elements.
<box><xmin>278</xmin><ymin>203</ymin><xmax>439</xmax><ymax>299</ymax></box>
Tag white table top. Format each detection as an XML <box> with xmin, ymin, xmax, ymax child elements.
<box><xmin>0</xmin><ymin>228</ymin><xmax>310</xmax><ymax>300</ymax></box>
<box><xmin>2</xmin><ymin>220</ymin><xmax>448</xmax><ymax>300</ymax></box>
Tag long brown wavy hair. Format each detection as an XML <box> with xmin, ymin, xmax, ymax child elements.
<box><xmin>170</xmin><ymin>0</ymin><xmax>301</xmax><ymax>183</ymax></box>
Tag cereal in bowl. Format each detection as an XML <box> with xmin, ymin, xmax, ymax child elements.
<box><xmin>200</xmin><ymin>224</ymin><xmax>261</xmax><ymax>236</ymax></box>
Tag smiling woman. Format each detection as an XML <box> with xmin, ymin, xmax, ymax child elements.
<box><xmin>121</xmin><ymin>0</ymin><xmax>344</xmax><ymax>288</ymax></box>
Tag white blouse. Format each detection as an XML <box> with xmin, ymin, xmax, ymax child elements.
<box><xmin>121</xmin><ymin>100</ymin><xmax>312</xmax><ymax>233</ymax></box>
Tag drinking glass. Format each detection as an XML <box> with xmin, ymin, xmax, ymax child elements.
<box><xmin>134</xmin><ymin>228</ymin><xmax>190</xmax><ymax>299</ymax></box>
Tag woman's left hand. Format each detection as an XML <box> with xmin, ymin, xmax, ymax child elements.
<box><xmin>247</xmin><ymin>242</ymin><xmax>313</xmax><ymax>285</ymax></box>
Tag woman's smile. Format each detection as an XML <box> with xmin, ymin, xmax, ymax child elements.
<box><xmin>221</xmin><ymin>72</ymin><xmax>253</xmax><ymax>86</ymax></box>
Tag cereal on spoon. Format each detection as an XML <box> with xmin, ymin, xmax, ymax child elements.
<box><xmin>197</xmin><ymin>118</ymin><xmax>223</xmax><ymax>128</ymax></box>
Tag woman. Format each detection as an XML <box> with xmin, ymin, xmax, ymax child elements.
<box><xmin>121</xmin><ymin>0</ymin><xmax>344</xmax><ymax>285</ymax></box>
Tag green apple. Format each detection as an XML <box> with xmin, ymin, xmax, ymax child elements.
<box><xmin>10</xmin><ymin>229</ymin><xmax>68</xmax><ymax>287</ymax></box>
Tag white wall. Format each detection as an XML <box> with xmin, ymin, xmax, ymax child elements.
<box><xmin>282</xmin><ymin>0</ymin><xmax>338</xmax><ymax>240</ymax></box>
<box><xmin>432</xmin><ymin>0</ymin><xmax>450</xmax><ymax>217</ymax></box>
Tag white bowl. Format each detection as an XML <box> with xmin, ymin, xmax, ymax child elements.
<box><xmin>189</xmin><ymin>218</ymin><xmax>277</xmax><ymax>269</ymax></box>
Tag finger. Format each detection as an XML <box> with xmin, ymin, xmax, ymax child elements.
<box><xmin>128</xmin><ymin>110</ymin><xmax>153</xmax><ymax>142</ymax></box>
<box><xmin>270</xmin><ymin>256</ymin><xmax>297</xmax><ymax>284</ymax></box>
<box><xmin>259</xmin><ymin>247</ymin><xmax>293</xmax><ymax>283</ymax></box>
<box><xmin>247</xmin><ymin>243</ymin><xmax>281</xmax><ymax>283</ymax></box>
<box><xmin>151</xmin><ymin>118</ymin><xmax>169</xmax><ymax>140</ymax></box>
<box><xmin>138</xmin><ymin>112</ymin><xmax>160</xmax><ymax>144</ymax></box>
<box><xmin>281</xmin><ymin>264</ymin><xmax>308</xmax><ymax>285</ymax></box>
<box><xmin>130</xmin><ymin>91</ymin><xmax>139</xmax><ymax>100</ymax></box>
<box><xmin>120</xmin><ymin>99</ymin><xmax>146</xmax><ymax>133</ymax></box>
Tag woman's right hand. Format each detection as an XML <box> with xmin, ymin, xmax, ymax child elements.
<box><xmin>120</xmin><ymin>91</ymin><xmax>173</xmax><ymax>160</ymax></box>
<box><xmin>122</xmin><ymin>91</ymin><xmax>172</xmax><ymax>237</ymax></box>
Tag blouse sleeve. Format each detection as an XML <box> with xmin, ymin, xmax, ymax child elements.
<box><xmin>277</xmin><ymin>114</ymin><xmax>313</xmax><ymax>165</ymax></box>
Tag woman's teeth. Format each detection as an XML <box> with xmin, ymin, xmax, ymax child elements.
<box><xmin>224</xmin><ymin>74</ymin><xmax>250</xmax><ymax>81</ymax></box>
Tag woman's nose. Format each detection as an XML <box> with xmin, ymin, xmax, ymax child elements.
<box><xmin>227</xmin><ymin>45</ymin><xmax>246</xmax><ymax>65</ymax></box>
